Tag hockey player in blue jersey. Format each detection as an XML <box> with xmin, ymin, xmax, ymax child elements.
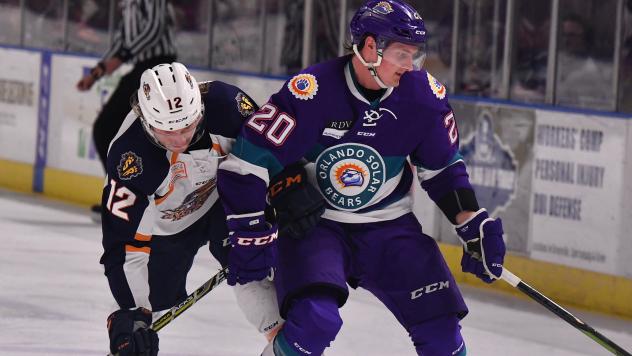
<box><xmin>100</xmin><ymin>62</ymin><xmax>323</xmax><ymax>355</ymax></box>
<box><xmin>217</xmin><ymin>1</ymin><xmax>507</xmax><ymax>355</ymax></box>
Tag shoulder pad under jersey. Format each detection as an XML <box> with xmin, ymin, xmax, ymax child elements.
<box><xmin>201</xmin><ymin>80</ymin><xmax>259</xmax><ymax>139</ymax></box>
<box><xmin>106</xmin><ymin>119</ymin><xmax>170</xmax><ymax>195</ymax></box>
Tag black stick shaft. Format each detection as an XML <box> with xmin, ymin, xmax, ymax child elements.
<box><xmin>501</xmin><ymin>269</ymin><xmax>631</xmax><ymax>356</ymax></box>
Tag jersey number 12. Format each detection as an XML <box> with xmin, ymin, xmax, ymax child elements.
<box><xmin>105</xmin><ymin>179</ymin><xmax>137</xmax><ymax>221</ymax></box>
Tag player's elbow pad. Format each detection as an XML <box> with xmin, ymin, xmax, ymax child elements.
<box><xmin>436</xmin><ymin>188</ymin><xmax>480</xmax><ymax>224</ymax></box>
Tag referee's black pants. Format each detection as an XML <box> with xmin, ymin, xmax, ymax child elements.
<box><xmin>92</xmin><ymin>55</ymin><xmax>176</xmax><ymax>170</ymax></box>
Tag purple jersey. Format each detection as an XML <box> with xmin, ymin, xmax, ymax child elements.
<box><xmin>219</xmin><ymin>55</ymin><xmax>471</xmax><ymax>223</ymax></box>
<box><xmin>217</xmin><ymin>56</ymin><xmax>472</xmax><ymax>354</ymax></box>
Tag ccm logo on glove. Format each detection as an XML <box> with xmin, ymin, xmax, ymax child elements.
<box><xmin>234</xmin><ymin>232</ymin><xmax>278</xmax><ymax>246</ymax></box>
<box><xmin>268</xmin><ymin>172</ymin><xmax>302</xmax><ymax>198</ymax></box>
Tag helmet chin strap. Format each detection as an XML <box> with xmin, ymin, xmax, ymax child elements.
<box><xmin>352</xmin><ymin>44</ymin><xmax>390</xmax><ymax>89</ymax></box>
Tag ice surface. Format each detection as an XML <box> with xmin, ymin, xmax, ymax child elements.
<box><xmin>0</xmin><ymin>190</ymin><xmax>630</xmax><ymax>355</ymax></box>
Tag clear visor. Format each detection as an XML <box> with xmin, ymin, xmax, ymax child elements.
<box><xmin>381</xmin><ymin>42</ymin><xmax>427</xmax><ymax>71</ymax></box>
<box><xmin>141</xmin><ymin>113</ymin><xmax>205</xmax><ymax>152</ymax></box>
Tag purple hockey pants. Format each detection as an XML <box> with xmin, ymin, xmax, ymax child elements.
<box><xmin>273</xmin><ymin>213</ymin><xmax>468</xmax><ymax>355</ymax></box>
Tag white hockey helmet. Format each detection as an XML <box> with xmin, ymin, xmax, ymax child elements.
<box><xmin>137</xmin><ymin>62</ymin><xmax>204</xmax><ymax>131</ymax></box>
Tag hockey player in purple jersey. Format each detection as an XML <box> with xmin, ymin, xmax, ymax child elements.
<box><xmin>218</xmin><ymin>1</ymin><xmax>506</xmax><ymax>355</ymax></box>
<box><xmin>99</xmin><ymin>62</ymin><xmax>325</xmax><ymax>355</ymax></box>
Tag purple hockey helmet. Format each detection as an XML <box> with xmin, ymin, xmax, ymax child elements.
<box><xmin>350</xmin><ymin>0</ymin><xmax>427</xmax><ymax>49</ymax></box>
<box><xmin>349</xmin><ymin>1</ymin><xmax>427</xmax><ymax>88</ymax></box>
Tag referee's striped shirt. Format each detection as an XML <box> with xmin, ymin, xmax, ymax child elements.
<box><xmin>102</xmin><ymin>0</ymin><xmax>177</xmax><ymax>64</ymax></box>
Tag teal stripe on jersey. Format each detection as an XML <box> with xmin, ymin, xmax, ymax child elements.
<box><xmin>413</xmin><ymin>152</ymin><xmax>463</xmax><ymax>171</ymax></box>
<box><xmin>383</xmin><ymin>156</ymin><xmax>406</xmax><ymax>180</ymax></box>
<box><xmin>232</xmin><ymin>136</ymin><xmax>285</xmax><ymax>176</ymax></box>
<box><xmin>449</xmin><ymin>152</ymin><xmax>463</xmax><ymax>164</ymax></box>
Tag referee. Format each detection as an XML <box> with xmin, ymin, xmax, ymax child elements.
<box><xmin>76</xmin><ymin>0</ymin><xmax>177</xmax><ymax>169</ymax></box>
<box><xmin>76</xmin><ymin>0</ymin><xmax>177</xmax><ymax>216</ymax></box>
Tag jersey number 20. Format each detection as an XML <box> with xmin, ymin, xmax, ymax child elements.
<box><xmin>246</xmin><ymin>103</ymin><xmax>296</xmax><ymax>145</ymax></box>
<box><xmin>444</xmin><ymin>111</ymin><xmax>458</xmax><ymax>145</ymax></box>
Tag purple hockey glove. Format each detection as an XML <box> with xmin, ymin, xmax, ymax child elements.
<box><xmin>455</xmin><ymin>209</ymin><xmax>506</xmax><ymax>283</ymax></box>
<box><xmin>227</xmin><ymin>214</ymin><xmax>278</xmax><ymax>286</ymax></box>
<box><xmin>107</xmin><ymin>307</ymin><xmax>158</xmax><ymax>356</ymax></box>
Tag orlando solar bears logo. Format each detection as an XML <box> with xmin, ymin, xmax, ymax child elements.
<box><xmin>316</xmin><ymin>143</ymin><xmax>385</xmax><ymax>211</ymax></box>
<box><xmin>288</xmin><ymin>73</ymin><xmax>318</xmax><ymax>100</ymax></box>
<box><xmin>117</xmin><ymin>151</ymin><xmax>143</xmax><ymax>180</ymax></box>
<box><xmin>338</xmin><ymin>164</ymin><xmax>365</xmax><ymax>187</ymax></box>
<box><xmin>235</xmin><ymin>92</ymin><xmax>255</xmax><ymax>117</ymax></box>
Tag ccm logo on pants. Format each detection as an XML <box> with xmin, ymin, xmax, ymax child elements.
<box><xmin>410</xmin><ymin>280</ymin><xmax>450</xmax><ymax>300</ymax></box>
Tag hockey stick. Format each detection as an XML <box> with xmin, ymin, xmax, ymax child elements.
<box><xmin>501</xmin><ymin>268</ymin><xmax>631</xmax><ymax>356</ymax></box>
<box><xmin>151</xmin><ymin>266</ymin><xmax>228</xmax><ymax>332</ymax></box>
<box><xmin>108</xmin><ymin>267</ymin><xmax>228</xmax><ymax>355</ymax></box>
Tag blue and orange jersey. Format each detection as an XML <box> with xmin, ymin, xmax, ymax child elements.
<box><xmin>100</xmin><ymin>81</ymin><xmax>257</xmax><ymax>309</ymax></box>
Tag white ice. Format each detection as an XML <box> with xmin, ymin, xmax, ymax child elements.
<box><xmin>0</xmin><ymin>189</ymin><xmax>631</xmax><ymax>356</ymax></box>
